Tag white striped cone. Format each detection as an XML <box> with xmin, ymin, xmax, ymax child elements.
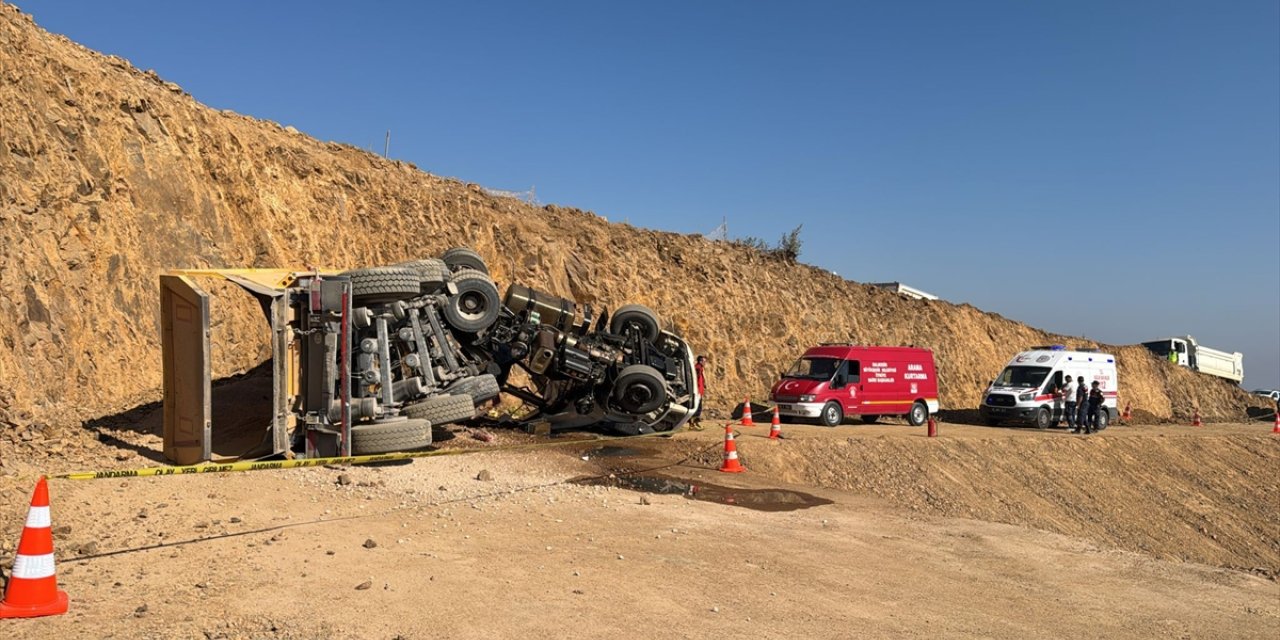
<box><xmin>740</xmin><ymin>398</ymin><xmax>754</xmax><ymax>426</ymax></box>
<box><xmin>719</xmin><ymin>424</ymin><xmax>746</xmax><ymax>473</ymax></box>
<box><xmin>1</xmin><ymin>477</ymin><xmax>69</xmax><ymax>618</ymax></box>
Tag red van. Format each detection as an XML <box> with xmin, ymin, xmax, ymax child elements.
<box><xmin>769</xmin><ymin>344</ymin><xmax>940</xmax><ymax>427</ymax></box>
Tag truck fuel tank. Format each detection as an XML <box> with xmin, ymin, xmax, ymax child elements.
<box><xmin>504</xmin><ymin>284</ymin><xmax>585</xmax><ymax>333</ymax></box>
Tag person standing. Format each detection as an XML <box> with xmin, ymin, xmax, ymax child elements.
<box><xmin>1087</xmin><ymin>380</ymin><xmax>1105</xmax><ymax>433</ymax></box>
<box><xmin>690</xmin><ymin>355</ymin><xmax>708</xmax><ymax>429</ymax></box>
<box><xmin>1061</xmin><ymin>375</ymin><xmax>1078</xmax><ymax>432</ymax></box>
<box><xmin>1075</xmin><ymin>376</ymin><xmax>1089</xmax><ymax>433</ymax></box>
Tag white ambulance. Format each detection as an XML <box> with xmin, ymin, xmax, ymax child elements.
<box><xmin>979</xmin><ymin>346</ymin><xmax>1118</xmax><ymax>430</ymax></box>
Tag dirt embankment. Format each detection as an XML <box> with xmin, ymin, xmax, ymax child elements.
<box><xmin>0</xmin><ymin>2</ymin><xmax>1268</xmax><ymax>460</ymax></box>
<box><xmin>684</xmin><ymin>429</ymin><xmax>1280</xmax><ymax>576</ymax></box>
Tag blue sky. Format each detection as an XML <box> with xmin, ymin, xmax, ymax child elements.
<box><xmin>20</xmin><ymin>1</ymin><xmax>1280</xmax><ymax>389</ymax></box>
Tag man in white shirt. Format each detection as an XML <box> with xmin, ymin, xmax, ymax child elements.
<box><xmin>1061</xmin><ymin>377</ymin><xmax>1078</xmax><ymax>432</ymax></box>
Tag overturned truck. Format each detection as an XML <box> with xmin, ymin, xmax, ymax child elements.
<box><xmin>159</xmin><ymin>249</ymin><xmax>700</xmax><ymax>465</ymax></box>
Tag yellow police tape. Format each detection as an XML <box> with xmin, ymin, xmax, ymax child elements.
<box><xmin>48</xmin><ymin>429</ymin><xmax>691</xmax><ymax>481</ymax></box>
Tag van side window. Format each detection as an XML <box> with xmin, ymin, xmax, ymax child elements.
<box><xmin>1043</xmin><ymin>371</ymin><xmax>1062</xmax><ymax>394</ymax></box>
<box><xmin>847</xmin><ymin>360</ymin><xmax>860</xmax><ymax>383</ymax></box>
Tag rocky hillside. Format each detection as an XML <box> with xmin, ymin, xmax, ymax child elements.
<box><xmin>0</xmin><ymin>3</ymin><xmax>1266</xmax><ymax>449</ymax></box>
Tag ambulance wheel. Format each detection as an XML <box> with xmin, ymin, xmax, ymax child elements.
<box><xmin>908</xmin><ymin>402</ymin><xmax>929</xmax><ymax>426</ymax></box>
<box><xmin>1095</xmin><ymin>409</ymin><xmax>1110</xmax><ymax>431</ymax></box>
<box><xmin>861</xmin><ymin>414</ymin><xmax>880</xmax><ymax>424</ymax></box>
<box><xmin>1034</xmin><ymin>407</ymin><xmax>1052</xmax><ymax>430</ymax></box>
<box><xmin>819</xmin><ymin>402</ymin><xmax>843</xmax><ymax>427</ymax></box>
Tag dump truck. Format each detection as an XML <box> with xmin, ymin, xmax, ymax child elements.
<box><xmin>159</xmin><ymin>248</ymin><xmax>698</xmax><ymax>465</ymax></box>
<box><xmin>1140</xmin><ymin>336</ymin><xmax>1243</xmax><ymax>383</ymax></box>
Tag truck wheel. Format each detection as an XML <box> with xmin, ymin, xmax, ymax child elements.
<box><xmin>342</xmin><ymin>267</ymin><xmax>421</xmax><ymax>305</ymax></box>
<box><xmin>442</xmin><ymin>247</ymin><xmax>489</xmax><ymax>274</ymax></box>
<box><xmin>1034</xmin><ymin>407</ymin><xmax>1052</xmax><ymax>430</ymax></box>
<box><xmin>610</xmin><ymin>304</ymin><xmax>661</xmax><ymax>343</ymax></box>
<box><xmin>446</xmin><ymin>374</ymin><xmax>501</xmax><ymax>405</ymax></box>
<box><xmin>612</xmin><ymin>365</ymin><xmax>668</xmax><ymax>414</ymax></box>
<box><xmin>442</xmin><ymin>269</ymin><xmax>501</xmax><ymax>332</ymax></box>
<box><xmin>402</xmin><ymin>394</ymin><xmax>476</xmax><ymax>427</ymax></box>
<box><xmin>350</xmin><ymin>418</ymin><xmax>432</xmax><ymax>455</ymax></box>
<box><xmin>820</xmin><ymin>401</ymin><xmax>843</xmax><ymax>427</ymax></box>
<box><xmin>908</xmin><ymin>401</ymin><xmax>929</xmax><ymax>427</ymax></box>
<box><xmin>861</xmin><ymin>414</ymin><xmax>880</xmax><ymax>424</ymax></box>
<box><xmin>399</xmin><ymin>258</ymin><xmax>452</xmax><ymax>293</ymax></box>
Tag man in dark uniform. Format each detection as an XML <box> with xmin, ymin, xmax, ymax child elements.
<box><xmin>1086</xmin><ymin>380</ymin><xmax>1105</xmax><ymax>433</ymax></box>
<box><xmin>1075</xmin><ymin>376</ymin><xmax>1089</xmax><ymax>433</ymax></box>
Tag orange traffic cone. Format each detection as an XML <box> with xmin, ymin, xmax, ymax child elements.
<box><xmin>768</xmin><ymin>407</ymin><xmax>782</xmax><ymax>440</ymax></box>
<box><xmin>1271</xmin><ymin>409</ymin><xmax>1279</xmax><ymax>435</ymax></box>
<box><xmin>1192</xmin><ymin>409</ymin><xmax>1202</xmax><ymax>427</ymax></box>
<box><xmin>1122</xmin><ymin>403</ymin><xmax>1132</xmax><ymax>422</ymax></box>
<box><xmin>719</xmin><ymin>424</ymin><xmax>746</xmax><ymax>473</ymax></box>
<box><xmin>0</xmin><ymin>477</ymin><xmax>69</xmax><ymax>619</ymax></box>
<box><xmin>740</xmin><ymin>397</ymin><xmax>755</xmax><ymax>426</ymax></box>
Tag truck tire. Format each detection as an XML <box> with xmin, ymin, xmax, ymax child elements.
<box><xmin>399</xmin><ymin>258</ymin><xmax>451</xmax><ymax>293</ymax></box>
<box><xmin>402</xmin><ymin>393</ymin><xmax>476</xmax><ymax>427</ymax></box>
<box><xmin>908</xmin><ymin>401</ymin><xmax>929</xmax><ymax>427</ymax></box>
<box><xmin>350</xmin><ymin>418</ymin><xmax>432</xmax><ymax>455</ymax></box>
<box><xmin>612</xmin><ymin>365</ymin><xmax>667</xmax><ymax>414</ymax></box>
<box><xmin>446</xmin><ymin>374</ymin><xmax>501</xmax><ymax>405</ymax></box>
<box><xmin>443</xmin><ymin>269</ymin><xmax>501</xmax><ymax>333</ymax></box>
<box><xmin>610</xmin><ymin>304</ymin><xmax>661</xmax><ymax>343</ymax></box>
<box><xmin>1034</xmin><ymin>407</ymin><xmax>1052</xmax><ymax>430</ymax></box>
<box><xmin>442</xmin><ymin>247</ymin><xmax>489</xmax><ymax>274</ymax></box>
<box><xmin>342</xmin><ymin>267</ymin><xmax>421</xmax><ymax>305</ymax></box>
<box><xmin>820</xmin><ymin>401</ymin><xmax>843</xmax><ymax>427</ymax></box>
<box><xmin>861</xmin><ymin>414</ymin><xmax>880</xmax><ymax>424</ymax></box>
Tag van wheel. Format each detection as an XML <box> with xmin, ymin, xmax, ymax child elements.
<box><xmin>908</xmin><ymin>401</ymin><xmax>928</xmax><ymax>426</ymax></box>
<box><xmin>819</xmin><ymin>402</ymin><xmax>843</xmax><ymax>427</ymax></box>
<box><xmin>861</xmin><ymin>414</ymin><xmax>880</xmax><ymax>424</ymax></box>
<box><xmin>1034</xmin><ymin>407</ymin><xmax>1052</xmax><ymax>430</ymax></box>
<box><xmin>1095</xmin><ymin>409</ymin><xmax>1110</xmax><ymax>431</ymax></box>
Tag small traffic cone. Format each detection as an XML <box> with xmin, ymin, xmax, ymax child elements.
<box><xmin>768</xmin><ymin>407</ymin><xmax>782</xmax><ymax>440</ymax></box>
<box><xmin>927</xmin><ymin>415</ymin><xmax>938</xmax><ymax>438</ymax></box>
<box><xmin>719</xmin><ymin>424</ymin><xmax>746</xmax><ymax>473</ymax></box>
<box><xmin>739</xmin><ymin>397</ymin><xmax>755</xmax><ymax>426</ymax></box>
<box><xmin>1191</xmin><ymin>408</ymin><xmax>1202</xmax><ymax>427</ymax></box>
<box><xmin>0</xmin><ymin>477</ymin><xmax>69</xmax><ymax>619</ymax></box>
<box><xmin>1271</xmin><ymin>409</ymin><xmax>1279</xmax><ymax>435</ymax></box>
<box><xmin>1122</xmin><ymin>403</ymin><xmax>1132</xmax><ymax>422</ymax></box>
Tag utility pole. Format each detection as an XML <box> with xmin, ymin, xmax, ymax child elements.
<box><xmin>384</xmin><ymin>130</ymin><xmax>390</xmax><ymax>158</ymax></box>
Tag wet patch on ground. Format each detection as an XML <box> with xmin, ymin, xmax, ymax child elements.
<box><xmin>572</xmin><ymin>473</ymin><xmax>833</xmax><ymax>512</ymax></box>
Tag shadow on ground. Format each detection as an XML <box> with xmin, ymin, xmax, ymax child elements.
<box><xmin>82</xmin><ymin>360</ymin><xmax>275</xmax><ymax>463</ymax></box>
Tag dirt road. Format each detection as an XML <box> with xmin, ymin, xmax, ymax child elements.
<box><xmin>0</xmin><ymin>420</ymin><xmax>1277</xmax><ymax>639</ymax></box>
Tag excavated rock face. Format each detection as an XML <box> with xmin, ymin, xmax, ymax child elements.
<box><xmin>0</xmin><ymin>3</ymin><xmax>1266</xmax><ymax>447</ymax></box>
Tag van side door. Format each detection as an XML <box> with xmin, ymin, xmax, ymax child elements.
<box><xmin>835</xmin><ymin>359</ymin><xmax>862</xmax><ymax>413</ymax></box>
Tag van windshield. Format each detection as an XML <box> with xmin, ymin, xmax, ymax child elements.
<box><xmin>785</xmin><ymin>357</ymin><xmax>840</xmax><ymax>381</ymax></box>
<box><xmin>994</xmin><ymin>366</ymin><xmax>1050</xmax><ymax>388</ymax></box>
